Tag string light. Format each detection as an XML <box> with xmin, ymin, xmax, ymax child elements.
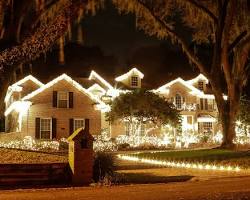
<box><xmin>21</xmin><ymin>73</ymin><xmax>109</xmax><ymax>112</ymax></box>
<box><xmin>4</xmin><ymin>75</ymin><xmax>44</xmax><ymax>103</ymax></box>
<box><xmin>115</xmin><ymin>68</ymin><xmax>144</xmax><ymax>82</ymax></box>
<box><xmin>89</xmin><ymin>70</ymin><xmax>114</xmax><ymax>90</ymax></box>
<box><xmin>117</xmin><ymin>154</ymin><xmax>242</xmax><ymax>172</ymax></box>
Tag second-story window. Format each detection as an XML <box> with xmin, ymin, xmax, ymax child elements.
<box><xmin>58</xmin><ymin>91</ymin><xmax>68</xmax><ymax>108</ymax></box>
<box><xmin>131</xmin><ymin>76</ymin><xmax>138</xmax><ymax>87</ymax></box>
<box><xmin>198</xmin><ymin>80</ymin><xmax>204</xmax><ymax>91</ymax></box>
<box><xmin>175</xmin><ymin>94</ymin><xmax>182</xmax><ymax>109</ymax></box>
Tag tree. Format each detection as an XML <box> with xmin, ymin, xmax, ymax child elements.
<box><xmin>106</xmin><ymin>89</ymin><xmax>180</xmax><ymax>136</ymax></box>
<box><xmin>0</xmin><ymin>0</ymin><xmax>104</xmax><ymax>114</ymax></box>
<box><xmin>112</xmin><ymin>0</ymin><xmax>250</xmax><ymax>148</ymax></box>
<box><xmin>0</xmin><ymin>0</ymin><xmax>249</xmax><ymax>148</ymax></box>
<box><xmin>236</xmin><ymin>97</ymin><xmax>250</xmax><ymax>135</ymax></box>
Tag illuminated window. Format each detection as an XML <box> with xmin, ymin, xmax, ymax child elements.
<box><xmin>40</xmin><ymin>118</ymin><xmax>52</xmax><ymax>139</ymax></box>
<box><xmin>187</xmin><ymin>116</ymin><xmax>193</xmax><ymax>124</ymax></box>
<box><xmin>74</xmin><ymin>119</ymin><xmax>85</xmax><ymax>131</ymax></box>
<box><xmin>203</xmin><ymin>122</ymin><xmax>212</xmax><ymax>131</ymax></box>
<box><xmin>58</xmin><ymin>91</ymin><xmax>68</xmax><ymax>108</ymax></box>
<box><xmin>198</xmin><ymin>81</ymin><xmax>204</xmax><ymax>91</ymax></box>
<box><xmin>175</xmin><ymin>94</ymin><xmax>182</xmax><ymax>109</ymax></box>
<box><xmin>131</xmin><ymin>76</ymin><xmax>138</xmax><ymax>87</ymax></box>
<box><xmin>199</xmin><ymin>122</ymin><xmax>213</xmax><ymax>133</ymax></box>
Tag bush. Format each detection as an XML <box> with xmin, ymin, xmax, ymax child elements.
<box><xmin>93</xmin><ymin>152</ymin><xmax>115</xmax><ymax>183</ymax></box>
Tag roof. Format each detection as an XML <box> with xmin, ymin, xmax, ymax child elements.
<box><xmin>22</xmin><ymin>73</ymin><xmax>106</xmax><ymax>107</ymax></box>
<box><xmin>89</xmin><ymin>70</ymin><xmax>114</xmax><ymax>90</ymax></box>
<box><xmin>115</xmin><ymin>68</ymin><xmax>144</xmax><ymax>82</ymax></box>
<box><xmin>186</xmin><ymin>74</ymin><xmax>209</xmax><ymax>84</ymax></box>
<box><xmin>156</xmin><ymin>77</ymin><xmax>203</xmax><ymax>95</ymax></box>
<box><xmin>4</xmin><ymin>75</ymin><xmax>44</xmax><ymax>103</ymax></box>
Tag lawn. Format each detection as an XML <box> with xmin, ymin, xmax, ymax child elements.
<box><xmin>130</xmin><ymin>149</ymin><xmax>250</xmax><ymax>168</ymax></box>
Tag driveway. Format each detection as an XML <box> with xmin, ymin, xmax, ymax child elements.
<box><xmin>1</xmin><ymin>176</ymin><xmax>250</xmax><ymax>200</ymax></box>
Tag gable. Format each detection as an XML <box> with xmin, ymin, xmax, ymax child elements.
<box><xmin>22</xmin><ymin>74</ymin><xmax>106</xmax><ymax>107</ymax></box>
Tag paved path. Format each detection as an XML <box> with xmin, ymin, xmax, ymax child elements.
<box><xmin>1</xmin><ymin>176</ymin><xmax>250</xmax><ymax>200</ymax></box>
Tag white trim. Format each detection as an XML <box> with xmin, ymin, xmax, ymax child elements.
<box><xmin>40</xmin><ymin>118</ymin><xmax>52</xmax><ymax>140</ymax></box>
<box><xmin>87</xmin><ymin>83</ymin><xmax>106</xmax><ymax>94</ymax></box>
<box><xmin>21</xmin><ymin>73</ymin><xmax>108</xmax><ymax>111</ymax></box>
<box><xmin>4</xmin><ymin>101</ymin><xmax>32</xmax><ymax>116</ymax></box>
<box><xmin>115</xmin><ymin>68</ymin><xmax>144</xmax><ymax>82</ymax></box>
<box><xmin>156</xmin><ymin>77</ymin><xmax>203</xmax><ymax>95</ymax></box>
<box><xmin>197</xmin><ymin>115</ymin><xmax>216</xmax><ymax>122</ymax></box>
<box><xmin>89</xmin><ymin>70</ymin><xmax>113</xmax><ymax>90</ymax></box>
<box><xmin>186</xmin><ymin>74</ymin><xmax>209</xmax><ymax>84</ymax></box>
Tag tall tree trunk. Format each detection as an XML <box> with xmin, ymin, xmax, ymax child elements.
<box><xmin>214</xmin><ymin>82</ymin><xmax>241</xmax><ymax>149</ymax></box>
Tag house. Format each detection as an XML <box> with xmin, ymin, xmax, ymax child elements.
<box><xmin>4</xmin><ymin>74</ymin><xmax>107</xmax><ymax>139</ymax></box>
<box><xmin>4</xmin><ymin>68</ymin><xmax>222</xmax><ymax>140</ymax></box>
<box><xmin>155</xmin><ymin>74</ymin><xmax>221</xmax><ymax>137</ymax></box>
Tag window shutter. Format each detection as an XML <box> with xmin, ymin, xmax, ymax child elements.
<box><xmin>53</xmin><ymin>91</ymin><xmax>58</xmax><ymax>107</ymax></box>
<box><xmin>69</xmin><ymin>92</ymin><xmax>73</xmax><ymax>108</ymax></box>
<box><xmin>200</xmin><ymin>98</ymin><xmax>204</xmax><ymax>110</ymax></box>
<box><xmin>35</xmin><ymin>118</ymin><xmax>40</xmax><ymax>139</ymax></box>
<box><xmin>52</xmin><ymin>118</ymin><xmax>57</xmax><ymax>139</ymax></box>
<box><xmin>204</xmin><ymin>99</ymin><xmax>208</xmax><ymax>110</ymax></box>
<box><xmin>69</xmin><ymin>118</ymin><xmax>74</xmax><ymax>135</ymax></box>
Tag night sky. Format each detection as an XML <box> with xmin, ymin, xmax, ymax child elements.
<box><xmin>30</xmin><ymin>2</ymin><xmax>249</xmax><ymax>95</ymax></box>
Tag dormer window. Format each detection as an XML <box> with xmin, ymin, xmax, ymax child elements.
<box><xmin>198</xmin><ymin>80</ymin><xmax>204</xmax><ymax>91</ymax></box>
<box><xmin>58</xmin><ymin>91</ymin><xmax>69</xmax><ymax>108</ymax></box>
<box><xmin>131</xmin><ymin>76</ymin><xmax>139</xmax><ymax>87</ymax></box>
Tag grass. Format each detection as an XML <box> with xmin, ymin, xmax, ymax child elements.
<box><xmin>132</xmin><ymin>149</ymin><xmax>250</xmax><ymax>168</ymax></box>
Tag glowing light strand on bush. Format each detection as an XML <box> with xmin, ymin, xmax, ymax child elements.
<box><xmin>117</xmin><ymin>154</ymin><xmax>241</xmax><ymax>172</ymax></box>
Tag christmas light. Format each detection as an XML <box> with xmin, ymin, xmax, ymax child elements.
<box><xmin>117</xmin><ymin>154</ymin><xmax>242</xmax><ymax>172</ymax></box>
<box><xmin>4</xmin><ymin>75</ymin><xmax>44</xmax><ymax>103</ymax></box>
<box><xmin>186</xmin><ymin>74</ymin><xmax>209</xmax><ymax>84</ymax></box>
<box><xmin>21</xmin><ymin>73</ymin><xmax>109</xmax><ymax>112</ymax></box>
<box><xmin>89</xmin><ymin>70</ymin><xmax>114</xmax><ymax>90</ymax></box>
<box><xmin>115</xmin><ymin>68</ymin><xmax>144</xmax><ymax>82</ymax></box>
<box><xmin>87</xmin><ymin>83</ymin><xmax>106</xmax><ymax>94</ymax></box>
<box><xmin>4</xmin><ymin>101</ymin><xmax>32</xmax><ymax>116</ymax></box>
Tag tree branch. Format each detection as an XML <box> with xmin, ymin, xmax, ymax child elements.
<box><xmin>228</xmin><ymin>31</ymin><xmax>248</xmax><ymax>53</ymax></box>
<box><xmin>186</xmin><ymin>0</ymin><xmax>218</xmax><ymax>24</ymax></box>
<box><xmin>136</xmin><ymin>0</ymin><xmax>209</xmax><ymax>78</ymax></box>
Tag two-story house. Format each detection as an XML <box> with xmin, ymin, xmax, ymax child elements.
<box><xmin>4</xmin><ymin>67</ymin><xmax>222</xmax><ymax>140</ymax></box>
<box><xmin>156</xmin><ymin>74</ymin><xmax>220</xmax><ymax>136</ymax></box>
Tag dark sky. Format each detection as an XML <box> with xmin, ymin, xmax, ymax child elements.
<box><xmin>32</xmin><ymin>1</ymin><xmax>250</xmax><ymax>96</ymax></box>
<box><xmin>31</xmin><ymin>1</ymin><xmax>198</xmax><ymax>89</ymax></box>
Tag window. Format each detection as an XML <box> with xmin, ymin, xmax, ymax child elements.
<box><xmin>74</xmin><ymin>119</ymin><xmax>85</xmax><ymax>131</ymax></box>
<box><xmin>198</xmin><ymin>80</ymin><xmax>204</xmax><ymax>91</ymax></box>
<box><xmin>187</xmin><ymin>116</ymin><xmax>193</xmax><ymax>125</ymax></box>
<box><xmin>203</xmin><ymin>122</ymin><xmax>213</xmax><ymax>131</ymax></box>
<box><xmin>58</xmin><ymin>91</ymin><xmax>68</xmax><ymax>108</ymax></box>
<box><xmin>175</xmin><ymin>94</ymin><xmax>182</xmax><ymax>109</ymax></box>
<box><xmin>40</xmin><ymin>118</ymin><xmax>52</xmax><ymax>139</ymax></box>
<box><xmin>131</xmin><ymin>76</ymin><xmax>138</xmax><ymax>87</ymax></box>
<box><xmin>199</xmin><ymin>122</ymin><xmax>213</xmax><ymax>133</ymax></box>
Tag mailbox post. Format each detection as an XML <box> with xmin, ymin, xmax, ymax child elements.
<box><xmin>68</xmin><ymin>119</ymin><xmax>94</xmax><ymax>185</ymax></box>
